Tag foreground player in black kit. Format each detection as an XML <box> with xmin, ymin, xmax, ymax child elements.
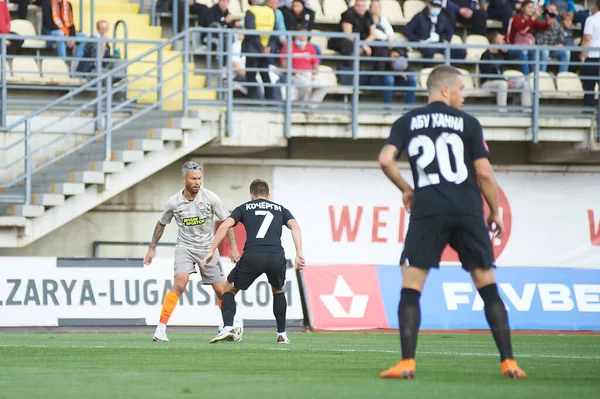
<box><xmin>378</xmin><ymin>65</ymin><xmax>526</xmax><ymax>380</ymax></box>
<box><xmin>202</xmin><ymin>179</ymin><xmax>306</xmax><ymax>344</ymax></box>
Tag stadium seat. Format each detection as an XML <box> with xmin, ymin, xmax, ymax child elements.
<box><xmin>403</xmin><ymin>0</ymin><xmax>425</xmax><ymax>21</ymax></box>
<box><xmin>503</xmin><ymin>69</ymin><xmax>524</xmax><ymax>79</ymax></box>
<box><xmin>381</xmin><ymin>0</ymin><xmax>404</xmax><ymax>24</ymax></box>
<box><xmin>322</xmin><ymin>0</ymin><xmax>348</xmax><ymax>22</ymax></box>
<box><xmin>556</xmin><ymin>71</ymin><xmax>584</xmax><ymax>99</ymax></box>
<box><xmin>9</xmin><ymin>19</ymin><xmax>46</xmax><ymax>50</ymax></box>
<box><xmin>310</xmin><ymin>30</ymin><xmax>337</xmax><ymax>56</ymax></box>
<box><xmin>419</xmin><ymin>67</ymin><xmax>433</xmax><ymax>88</ymax></box>
<box><xmin>195</xmin><ymin>0</ymin><xmax>214</xmax><ymax>6</ymax></box>
<box><xmin>529</xmin><ymin>71</ymin><xmax>556</xmax><ymax>97</ymax></box>
<box><xmin>41</xmin><ymin>58</ymin><xmax>83</xmax><ymax>86</ymax></box>
<box><xmin>465</xmin><ymin>34</ymin><xmax>489</xmax><ymax>60</ymax></box>
<box><xmin>11</xmin><ymin>57</ymin><xmax>44</xmax><ymax>84</ymax></box>
<box><xmin>451</xmin><ymin>35</ymin><xmax>463</xmax><ymax>44</ymax></box>
<box><xmin>307</xmin><ymin>0</ymin><xmax>324</xmax><ymax>18</ymax></box>
<box><xmin>318</xmin><ymin>64</ymin><xmax>353</xmax><ymax>98</ymax></box>
<box><xmin>228</xmin><ymin>0</ymin><xmax>243</xmax><ymax>19</ymax></box>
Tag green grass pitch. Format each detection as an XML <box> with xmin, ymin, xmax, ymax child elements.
<box><xmin>0</xmin><ymin>332</ymin><xmax>598</xmax><ymax>399</ymax></box>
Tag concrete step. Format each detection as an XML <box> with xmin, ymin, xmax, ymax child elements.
<box><xmin>61</xmin><ymin>150</ymin><xmax>144</xmax><ymax>164</ymax></box>
<box><xmin>127</xmin><ymin>116</ymin><xmax>202</xmax><ymax>130</ymax></box>
<box><xmin>1</xmin><ymin>183</ymin><xmax>85</xmax><ymax>196</ymax></box>
<box><xmin>0</xmin><ymin>204</ymin><xmax>44</xmax><ymax>217</ymax></box>
<box><xmin>32</xmin><ymin>171</ymin><xmax>105</xmax><ymax>184</ymax></box>
<box><xmin>51</xmin><ymin>161</ymin><xmax>125</xmax><ymax>174</ymax></box>
<box><xmin>89</xmin><ymin>139</ymin><xmax>164</xmax><ymax>152</ymax></box>
<box><xmin>0</xmin><ymin>216</ymin><xmax>27</xmax><ymax>227</ymax></box>
<box><xmin>29</xmin><ymin>193</ymin><xmax>65</xmax><ymax>207</ymax></box>
<box><xmin>117</xmin><ymin>128</ymin><xmax>183</xmax><ymax>141</ymax></box>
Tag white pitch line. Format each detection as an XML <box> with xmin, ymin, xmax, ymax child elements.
<box><xmin>0</xmin><ymin>344</ymin><xmax>598</xmax><ymax>360</ymax></box>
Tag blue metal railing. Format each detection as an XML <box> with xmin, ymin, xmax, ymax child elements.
<box><xmin>1</xmin><ymin>26</ymin><xmax>600</xmax><ymax>205</ymax></box>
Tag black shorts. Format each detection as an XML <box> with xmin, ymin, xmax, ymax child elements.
<box><xmin>227</xmin><ymin>251</ymin><xmax>287</xmax><ymax>291</ymax></box>
<box><xmin>400</xmin><ymin>215</ymin><xmax>495</xmax><ymax>270</ymax></box>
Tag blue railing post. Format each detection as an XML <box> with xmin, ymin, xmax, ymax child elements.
<box><xmin>173</xmin><ymin>0</ymin><xmax>179</xmax><ymax>47</ymax></box>
<box><xmin>351</xmin><ymin>34</ymin><xmax>360</xmax><ymax>140</ymax></box>
<box><xmin>24</xmin><ymin>119</ymin><xmax>32</xmax><ymax>205</ymax></box>
<box><xmin>284</xmin><ymin>31</ymin><xmax>292</xmax><ymax>139</ymax></box>
<box><xmin>95</xmin><ymin>36</ymin><xmax>103</xmax><ymax>133</ymax></box>
<box><xmin>226</xmin><ymin>31</ymin><xmax>233</xmax><ymax>137</ymax></box>
<box><xmin>217</xmin><ymin>30</ymin><xmax>225</xmax><ymax>101</ymax></box>
<box><xmin>151</xmin><ymin>0</ymin><xmax>156</xmax><ymax>26</ymax></box>
<box><xmin>444</xmin><ymin>45</ymin><xmax>451</xmax><ymax>66</ymax></box>
<box><xmin>79</xmin><ymin>0</ymin><xmax>84</xmax><ymax>35</ymax></box>
<box><xmin>105</xmin><ymin>75</ymin><xmax>113</xmax><ymax>161</ymax></box>
<box><xmin>1</xmin><ymin>37</ymin><xmax>6</xmax><ymax>127</ymax></box>
<box><xmin>90</xmin><ymin>0</ymin><xmax>95</xmax><ymax>36</ymax></box>
<box><xmin>532</xmin><ymin>47</ymin><xmax>540</xmax><ymax>143</ymax></box>
<box><xmin>183</xmin><ymin>29</ymin><xmax>189</xmax><ymax>116</ymax></box>
<box><xmin>158</xmin><ymin>47</ymin><xmax>163</xmax><ymax>107</ymax></box>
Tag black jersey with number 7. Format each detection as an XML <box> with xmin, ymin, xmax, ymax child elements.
<box><xmin>386</xmin><ymin>101</ymin><xmax>490</xmax><ymax>220</ymax></box>
<box><xmin>229</xmin><ymin>199</ymin><xmax>295</xmax><ymax>253</ymax></box>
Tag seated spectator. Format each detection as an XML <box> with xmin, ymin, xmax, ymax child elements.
<box><xmin>223</xmin><ymin>34</ymin><xmax>249</xmax><ymax>96</ymax></box>
<box><xmin>1</xmin><ymin>0</ymin><xmax>24</xmax><ymax>55</ymax></box>
<box><xmin>536</xmin><ymin>3</ymin><xmax>569</xmax><ymax>72</ymax></box>
<box><xmin>370</xmin><ymin>0</ymin><xmax>394</xmax><ymax>43</ymax></box>
<box><xmin>328</xmin><ymin>0</ymin><xmax>387</xmax><ymax>69</ymax></box>
<box><xmin>488</xmin><ymin>0</ymin><xmax>519</xmax><ymax>33</ymax></box>
<box><xmin>579</xmin><ymin>0</ymin><xmax>600</xmax><ymax>108</ymax></box>
<box><xmin>76</xmin><ymin>20</ymin><xmax>120</xmax><ymax>76</ymax></box>
<box><xmin>542</xmin><ymin>0</ymin><xmax>589</xmax><ymax>25</ymax></box>
<box><xmin>445</xmin><ymin>0</ymin><xmax>487</xmax><ymax>36</ymax></box>
<box><xmin>403</xmin><ymin>0</ymin><xmax>467</xmax><ymax>61</ymax></box>
<box><xmin>480</xmin><ymin>31</ymin><xmax>532</xmax><ymax>112</ymax></box>
<box><xmin>280</xmin><ymin>27</ymin><xmax>328</xmax><ymax>106</ymax></box>
<box><xmin>41</xmin><ymin>0</ymin><xmax>87</xmax><ymax>59</ymax></box>
<box><xmin>506</xmin><ymin>0</ymin><xmax>553</xmax><ymax>75</ymax></box>
<box><xmin>243</xmin><ymin>0</ymin><xmax>280</xmax><ymax>99</ymax></box>
<box><xmin>201</xmin><ymin>0</ymin><xmax>240</xmax><ymax>48</ymax></box>
<box><xmin>282</xmin><ymin>0</ymin><xmax>315</xmax><ymax>32</ymax></box>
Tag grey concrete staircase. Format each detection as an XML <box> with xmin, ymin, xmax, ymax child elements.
<box><xmin>0</xmin><ymin>110</ymin><xmax>220</xmax><ymax>247</ymax></box>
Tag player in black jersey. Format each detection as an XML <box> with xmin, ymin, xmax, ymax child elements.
<box><xmin>202</xmin><ymin>179</ymin><xmax>305</xmax><ymax>344</ymax></box>
<box><xmin>378</xmin><ymin>66</ymin><xmax>526</xmax><ymax>380</ymax></box>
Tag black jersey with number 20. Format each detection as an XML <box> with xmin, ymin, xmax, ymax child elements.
<box><xmin>387</xmin><ymin>101</ymin><xmax>490</xmax><ymax>220</ymax></box>
<box><xmin>229</xmin><ymin>199</ymin><xmax>295</xmax><ymax>253</ymax></box>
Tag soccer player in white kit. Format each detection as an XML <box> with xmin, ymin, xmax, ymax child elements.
<box><xmin>144</xmin><ymin>161</ymin><xmax>240</xmax><ymax>342</ymax></box>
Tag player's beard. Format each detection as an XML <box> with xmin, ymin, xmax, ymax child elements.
<box><xmin>186</xmin><ymin>184</ymin><xmax>200</xmax><ymax>195</ymax></box>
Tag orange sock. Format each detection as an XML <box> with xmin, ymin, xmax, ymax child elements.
<box><xmin>159</xmin><ymin>291</ymin><xmax>180</xmax><ymax>325</ymax></box>
<box><xmin>218</xmin><ymin>298</ymin><xmax>223</xmax><ymax>310</ymax></box>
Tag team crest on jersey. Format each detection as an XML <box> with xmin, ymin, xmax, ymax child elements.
<box><xmin>198</xmin><ymin>202</ymin><xmax>206</xmax><ymax>210</ymax></box>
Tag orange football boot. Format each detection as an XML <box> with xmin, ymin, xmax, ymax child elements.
<box><xmin>500</xmin><ymin>359</ymin><xmax>526</xmax><ymax>379</ymax></box>
<box><xmin>380</xmin><ymin>359</ymin><xmax>416</xmax><ymax>379</ymax></box>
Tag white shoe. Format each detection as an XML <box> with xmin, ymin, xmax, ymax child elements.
<box><xmin>153</xmin><ymin>328</ymin><xmax>169</xmax><ymax>342</ymax></box>
<box><xmin>234</xmin><ymin>326</ymin><xmax>244</xmax><ymax>342</ymax></box>
<box><xmin>209</xmin><ymin>327</ymin><xmax>235</xmax><ymax>344</ymax></box>
<box><xmin>277</xmin><ymin>334</ymin><xmax>291</xmax><ymax>344</ymax></box>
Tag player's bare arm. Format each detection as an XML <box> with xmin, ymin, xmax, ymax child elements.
<box><xmin>378</xmin><ymin>144</ymin><xmax>414</xmax><ymax>213</ymax></box>
<box><xmin>225</xmin><ymin>228</ymin><xmax>240</xmax><ymax>263</ymax></box>
<box><xmin>144</xmin><ymin>221</ymin><xmax>166</xmax><ymax>265</ymax></box>
<box><xmin>286</xmin><ymin>219</ymin><xmax>305</xmax><ymax>270</ymax></box>
<box><xmin>203</xmin><ymin>217</ymin><xmax>236</xmax><ymax>267</ymax></box>
<box><xmin>474</xmin><ymin>158</ymin><xmax>504</xmax><ymax>239</ymax></box>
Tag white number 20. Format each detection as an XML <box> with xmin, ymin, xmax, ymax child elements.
<box><xmin>407</xmin><ymin>133</ymin><xmax>468</xmax><ymax>188</ymax></box>
<box><xmin>255</xmin><ymin>210</ymin><xmax>274</xmax><ymax>239</ymax></box>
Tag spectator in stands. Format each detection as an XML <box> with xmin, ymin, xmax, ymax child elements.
<box><xmin>445</xmin><ymin>0</ymin><xmax>487</xmax><ymax>36</ymax></box>
<box><xmin>579</xmin><ymin>0</ymin><xmax>600</xmax><ymax>107</ymax></box>
<box><xmin>223</xmin><ymin>34</ymin><xmax>249</xmax><ymax>96</ymax></box>
<box><xmin>76</xmin><ymin>20</ymin><xmax>118</xmax><ymax>76</ymax></box>
<box><xmin>488</xmin><ymin>0</ymin><xmax>518</xmax><ymax>33</ymax></box>
<box><xmin>1</xmin><ymin>0</ymin><xmax>24</xmax><ymax>54</ymax></box>
<box><xmin>542</xmin><ymin>0</ymin><xmax>589</xmax><ymax>26</ymax></box>
<box><xmin>370</xmin><ymin>0</ymin><xmax>394</xmax><ymax>43</ymax></box>
<box><xmin>13</xmin><ymin>0</ymin><xmax>40</xmax><ymax>20</ymax></box>
<box><xmin>41</xmin><ymin>0</ymin><xmax>87</xmax><ymax>59</ymax></box>
<box><xmin>506</xmin><ymin>0</ymin><xmax>553</xmax><ymax>74</ymax></box>
<box><xmin>536</xmin><ymin>3</ymin><xmax>569</xmax><ymax>72</ymax></box>
<box><xmin>403</xmin><ymin>0</ymin><xmax>467</xmax><ymax>61</ymax></box>
<box><xmin>243</xmin><ymin>0</ymin><xmax>280</xmax><ymax>99</ymax></box>
<box><xmin>280</xmin><ymin>27</ymin><xmax>328</xmax><ymax>106</ymax></box>
<box><xmin>203</xmin><ymin>0</ymin><xmax>239</xmax><ymax>29</ymax></box>
<box><xmin>175</xmin><ymin>0</ymin><xmax>208</xmax><ymax>32</ymax></box>
<box><xmin>480</xmin><ymin>31</ymin><xmax>532</xmax><ymax>112</ymax></box>
<box><xmin>327</xmin><ymin>0</ymin><xmax>387</xmax><ymax>69</ymax></box>
<box><xmin>266</xmin><ymin>0</ymin><xmax>287</xmax><ymax>53</ymax></box>
<box><xmin>282</xmin><ymin>0</ymin><xmax>315</xmax><ymax>32</ymax></box>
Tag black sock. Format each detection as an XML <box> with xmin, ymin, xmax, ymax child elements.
<box><xmin>221</xmin><ymin>292</ymin><xmax>236</xmax><ymax>328</ymax></box>
<box><xmin>479</xmin><ymin>283</ymin><xmax>514</xmax><ymax>361</ymax></box>
<box><xmin>273</xmin><ymin>292</ymin><xmax>287</xmax><ymax>333</ymax></box>
<box><xmin>398</xmin><ymin>288</ymin><xmax>421</xmax><ymax>360</ymax></box>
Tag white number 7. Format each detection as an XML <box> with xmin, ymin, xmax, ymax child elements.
<box><xmin>255</xmin><ymin>210</ymin><xmax>274</xmax><ymax>239</ymax></box>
